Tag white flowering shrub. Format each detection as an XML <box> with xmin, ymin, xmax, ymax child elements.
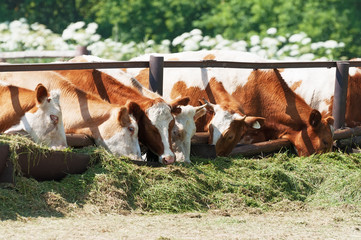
<box><xmin>0</xmin><ymin>18</ymin><xmax>69</xmax><ymax>51</ymax></box>
<box><xmin>0</xmin><ymin>19</ymin><xmax>345</xmax><ymax>61</ymax></box>
<box><xmin>62</xmin><ymin>21</ymin><xmax>101</xmax><ymax>47</ymax></box>
<box><xmin>172</xmin><ymin>28</ymin><xmax>345</xmax><ymax>61</ymax></box>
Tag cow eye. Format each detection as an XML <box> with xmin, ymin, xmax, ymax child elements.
<box><xmin>50</xmin><ymin>115</ymin><xmax>59</xmax><ymax>125</ymax></box>
<box><xmin>128</xmin><ymin>126</ymin><xmax>135</xmax><ymax>135</ymax></box>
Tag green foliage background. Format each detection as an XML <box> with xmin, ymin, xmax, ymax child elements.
<box><xmin>0</xmin><ymin>0</ymin><xmax>360</xmax><ymax>58</ymax></box>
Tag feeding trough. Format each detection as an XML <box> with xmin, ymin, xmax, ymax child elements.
<box><xmin>0</xmin><ymin>142</ymin><xmax>92</xmax><ymax>183</ymax></box>
<box><xmin>191</xmin><ymin>132</ymin><xmax>292</xmax><ymax>158</ymax></box>
<box><xmin>15</xmin><ymin>148</ymin><xmax>91</xmax><ymax>181</ymax></box>
<box><xmin>0</xmin><ymin>133</ymin><xmax>165</xmax><ymax>184</ymax></box>
<box><xmin>0</xmin><ymin>134</ymin><xmax>95</xmax><ymax>183</ymax></box>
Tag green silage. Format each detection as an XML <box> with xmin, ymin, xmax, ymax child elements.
<box><xmin>0</xmin><ymin>134</ymin><xmax>360</xmax><ymax>220</ymax></box>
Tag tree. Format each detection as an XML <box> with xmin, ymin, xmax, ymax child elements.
<box><xmin>0</xmin><ymin>0</ymin><xmax>81</xmax><ymax>34</ymax></box>
<box><xmin>193</xmin><ymin>0</ymin><xmax>361</xmax><ymax>58</ymax></box>
<box><xmin>298</xmin><ymin>0</ymin><xmax>361</xmax><ymax>58</ymax></box>
<box><xmin>85</xmin><ymin>0</ymin><xmax>219</xmax><ymax>42</ymax></box>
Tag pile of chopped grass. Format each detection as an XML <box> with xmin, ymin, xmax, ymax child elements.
<box><xmin>0</xmin><ymin>134</ymin><xmax>360</xmax><ymax>220</ymax></box>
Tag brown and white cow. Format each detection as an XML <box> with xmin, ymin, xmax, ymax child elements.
<box><xmin>59</xmin><ymin>55</ymin><xmax>206</xmax><ymax>163</ymax></box>
<box><xmin>128</xmin><ymin>51</ymin><xmax>266</xmax><ymax>157</ymax></box>
<box><xmin>280</xmin><ymin>59</ymin><xmax>361</xmax><ymax>128</ymax></box>
<box><xmin>56</xmin><ymin>59</ymin><xmax>202</xmax><ymax>163</ymax></box>
<box><xmin>129</xmin><ymin>50</ymin><xmax>334</xmax><ymax>156</ymax></box>
<box><xmin>0</xmin><ymin>71</ymin><xmax>142</xmax><ymax>160</ymax></box>
<box><xmin>0</xmin><ymin>82</ymin><xmax>67</xmax><ymax>149</ymax></box>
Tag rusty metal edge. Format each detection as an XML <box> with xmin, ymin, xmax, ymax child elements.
<box><xmin>333</xmin><ymin>126</ymin><xmax>361</xmax><ymax>140</ymax></box>
<box><xmin>190</xmin><ymin>127</ymin><xmax>361</xmax><ymax>159</ymax></box>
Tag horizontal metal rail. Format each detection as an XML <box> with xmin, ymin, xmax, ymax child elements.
<box><xmin>0</xmin><ymin>61</ymin><xmax>150</xmax><ymax>72</ymax></box>
<box><xmin>0</xmin><ymin>50</ymin><xmax>81</xmax><ymax>59</ymax></box>
<box><xmin>0</xmin><ymin>60</ymin><xmax>361</xmax><ymax>72</ymax></box>
<box><xmin>164</xmin><ymin>60</ymin><xmax>338</xmax><ymax>69</ymax></box>
<box><xmin>0</xmin><ymin>46</ymin><xmax>90</xmax><ymax>60</ymax></box>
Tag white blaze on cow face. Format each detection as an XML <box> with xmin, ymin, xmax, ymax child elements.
<box><xmin>172</xmin><ymin>104</ymin><xmax>207</xmax><ymax>163</ymax></box>
<box><xmin>10</xmin><ymin>88</ymin><xmax>67</xmax><ymax>150</ymax></box>
<box><xmin>96</xmin><ymin>107</ymin><xmax>142</xmax><ymax>160</ymax></box>
<box><xmin>145</xmin><ymin>102</ymin><xmax>175</xmax><ymax>164</ymax></box>
<box><xmin>208</xmin><ymin>104</ymin><xmax>244</xmax><ymax>145</ymax></box>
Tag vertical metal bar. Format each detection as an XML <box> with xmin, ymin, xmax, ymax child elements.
<box><xmin>75</xmin><ymin>45</ymin><xmax>90</xmax><ymax>56</ymax></box>
<box><xmin>149</xmin><ymin>55</ymin><xmax>164</xmax><ymax>96</ymax></box>
<box><xmin>332</xmin><ymin>61</ymin><xmax>349</xmax><ymax>129</ymax></box>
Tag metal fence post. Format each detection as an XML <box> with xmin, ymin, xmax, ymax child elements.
<box><xmin>149</xmin><ymin>55</ymin><xmax>164</xmax><ymax>96</ymax></box>
<box><xmin>332</xmin><ymin>61</ymin><xmax>349</xmax><ymax>129</ymax></box>
<box><xmin>75</xmin><ymin>45</ymin><xmax>90</xmax><ymax>56</ymax></box>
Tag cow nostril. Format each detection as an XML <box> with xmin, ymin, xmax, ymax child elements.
<box><xmin>162</xmin><ymin>156</ymin><xmax>175</xmax><ymax>165</ymax></box>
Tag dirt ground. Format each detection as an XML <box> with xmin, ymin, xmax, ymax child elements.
<box><xmin>1</xmin><ymin>207</ymin><xmax>360</xmax><ymax>240</ymax></box>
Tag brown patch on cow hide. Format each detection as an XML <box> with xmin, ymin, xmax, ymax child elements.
<box><xmin>135</xmin><ymin>68</ymin><xmax>150</xmax><ymax>89</ymax></box>
<box><xmin>290</xmin><ymin>80</ymin><xmax>303</xmax><ymax>92</ymax></box>
<box><xmin>203</xmin><ymin>54</ymin><xmax>216</xmax><ymax>60</ymax></box>
<box><xmin>169</xmin><ymin>78</ymin><xmax>246</xmax><ymax>132</ymax></box>
<box><xmin>323</xmin><ymin>96</ymin><xmax>333</xmax><ymax>117</ymax></box>
<box><xmin>0</xmin><ymin>85</ymin><xmax>37</xmax><ymax>132</ymax></box>
<box><xmin>170</xmin><ymin>81</ymin><xmax>212</xmax><ymax>131</ymax></box>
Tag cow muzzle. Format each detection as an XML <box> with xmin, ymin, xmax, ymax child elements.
<box><xmin>162</xmin><ymin>155</ymin><xmax>175</xmax><ymax>165</ymax></box>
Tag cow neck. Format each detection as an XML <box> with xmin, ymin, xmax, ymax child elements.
<box><xmin>56</xmin><ymin>83</ymin><xmax>114</xmax><ymax>134</ymax></box>
<box><xmin>59</xmin><ymin>69</ymin><xmax>157</xmax><ymax>110</ymax></box>
<box><xmin>207</xmin><ymin>77</ymin><xmax>245</xmax><ymax>115</ymax></box>
<box><xmin>234</xmin><ymin>69</ymin><xmax>313</xmax><ymax>134</ymax></box>
<box><xmin>0</xmin><ymin>86</ymin><xmax>36</xmax><ymax>132</ymax></box>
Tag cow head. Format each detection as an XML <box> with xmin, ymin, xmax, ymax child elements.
<box><xmin>204</xmin><ymin>100</ymin><xmax>265</xmax><ymax>156</ymax></box>
<box><xmin>143</xmin><ymin>98</ymin><xmax>180</xmax><ymax>164</ymax></box>
<box><xmin>96</xmin><ymin>102</ymin><xmax>142</xmax><ymax>160</ymax></box>
<box><xmin>11</xmin><ymin>84</ymin><xmax>68</xmax><ymax>150</ymax></box>
<box><xmin>126</xmin><ymin>101</ymin><xmax>165</xmax><ymax>161</ymax></box>
<box><xmin>171</xmin><ymin>104</ymin><xmax>207</xmax><ymax>163</ymax></box>
<box><xmin>281</xmin><ymin>109</ymin><xmax>334</xmax><ymax>156</ymax></box>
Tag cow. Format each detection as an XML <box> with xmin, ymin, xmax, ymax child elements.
<box><xmin>127</xmin><ymin>52</ymin><xmax>265</xmax><ymax>157</ymax></box>
<box><xmin>170</xmin><ymin>104</ymin><xmax>207</xmax><ymax>162</ymax></box>
<box><xmin>0</xmin><ymin>82</ymin><xmax>67</xmax><ymax>149</ymax></box>
<box><xmin>280</xmin><ymin>60</ymin><xmax>361</xmax><ymax>128</ymax></box>
<box><xmin>128</xmin><ymin>50</ymin><xmax>334</xmax><ymax>156</ymax></box>
<box><xmin>0</xmin><ymin>71</ymin><xmax>142</xmax><ymax>160</ymax></box>
<box><xmin>55</xmin><ymin>55</ymin><xmax>205</xmax><ymax>163</ymax></box>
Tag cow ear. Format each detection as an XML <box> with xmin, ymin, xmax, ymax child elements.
<box><xmin>194</xmin><ymin>104</ymin><xmax>207</xmax><ymax>121</ymax></box>
<box><xmin>35</xmin><ymin>84</ymin><xmax>49</xmax><ymax>104</ymax></box>
<box><xmin>309</xmin><ymin>109</ymin><xmax>322</xmax><ymax>128</ymax></box>
<box><xmin>171</xmin><ymin>97</ymin><xmax>190</xmax><ymax>107</ymax></box>
<box><xmin>118</xmin><ymin>106</ymin><xmax>131</xmax><ymax>127</ymax></box>
<box><xmin>325</xmin><ymin>116</ymin><xmax>334</xmax><ymax>126</ymax></box>
<box><xmin>170</xmin><ymin>97</ymin><xmax>190</xmax><ymax>114</ymax></box>
<box><xmin>171</xmin><ymin>106</ymin><xmax>182</xmax><ymax>115</ymax></box>
<box><xmin>244</xmin><ymin>116</ymin><xmax>265</xmax><ymax>129</ymax></box>
<box><xmin>126</xmin><ymin>101</ymin><xmax>143</xmax><ymax>123</ymax></box>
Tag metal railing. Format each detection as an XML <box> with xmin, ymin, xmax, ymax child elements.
<box><xmin>0</xmin><ymin>52</ymin><xmax>360</xmax><ymax>130</ymax></box>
